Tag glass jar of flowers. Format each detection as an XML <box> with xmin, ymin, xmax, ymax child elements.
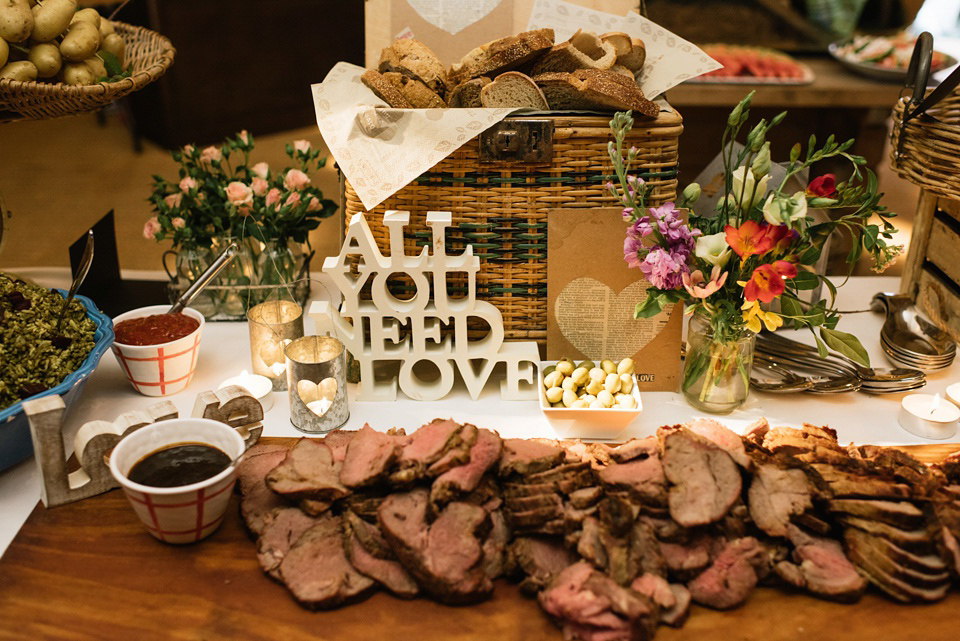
<box><xmin>609</xmin><ymin>92</ymin><xmax>902</xmax><ymax>413</ymax></box>
<box><xmin>145</xmin><ymin>131</ymin><xmax>337</xmax><ymax>319</ymax></box>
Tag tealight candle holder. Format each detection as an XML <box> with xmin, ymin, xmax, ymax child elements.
<box><xmin>247</xmin><ymin>300</ymin><xmax>304</xmax><ymax>391</ymax></box>
<box><xmin>898</xmin><ymin>393</ymin><xmax>960</xmax><ymax>440</ymax></box>
<box><xmin>285</xmin><ymin>336</ymin><xmax>349</xmax><ymax>433</ymax></box>
<box><xmin>946</xmin><ymin>383</ymin><xmax>960</xmax><ymax>410</ymax></box>
<box><xmin>218</xmin><ymin>371</ymin><xmax>274</xmax><ymax>411</ymax></box>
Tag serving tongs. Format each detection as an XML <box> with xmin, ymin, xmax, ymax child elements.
<box><xmin>54</xmin><ymin>230</ymin><xmax>94</xmax><ymax>335</ymax></box>
<box><xmin>167</xmin><ymin>243</ymin><xmax>239</xmax><ymax>314</ymax></box>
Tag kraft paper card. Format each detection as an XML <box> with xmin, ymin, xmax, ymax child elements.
<box><xmin>547</xmin><ymin>208</ymin><xmax>682</xmax><ymax>391</ymax></box>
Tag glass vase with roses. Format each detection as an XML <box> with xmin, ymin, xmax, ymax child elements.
<box><xmin>609</xmin><ymin>92</ymin><xmax>901</xmax><ymax>413</ymax></box>
<box><xmin>145</xmin><ymin>131</ymin><xmax>337</xmax><ymax>316</ymax></box>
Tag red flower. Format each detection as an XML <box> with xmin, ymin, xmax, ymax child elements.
<box><xmin>764</xmin><ymin>224</ymin><xmax>798</xmax><ymax>255</ymax></box>
<box><xmin>743</xmin><ymin>260</ymin><xmax>798</xmax><ymax>303</ymax></box>
<box><xmin>807</xmin><ymin>174</ymin><xmax>837</xmax><ymax>198</ymax></box>
<box><xmin>725</xmin><ymin>220</ymin><xmax>776</xmax><ymax>259</ymax></box>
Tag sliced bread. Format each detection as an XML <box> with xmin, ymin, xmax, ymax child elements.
<box><xmin>601</xmin><ymin>32</ymin><xmax>633</xmax><ymax>58</ymax></box>
<box><xmin>479</xmin><ymin>72</ymin><xmax>549</xmax><ymax>109</ymax></box>
<box><xmin>361</xmin><ymin>69</ymin><xmax>414</xmax><ymax>108</ymax></box>
<box><xmin>609</xmin><ymin>64</ymin><xmax>635</xmax><ymax>79</ymax></box>
<box><xmin>448</xmin><ymin>77</ymin><xmax>491</xmax><ymax>108</ymax></box>
<box><xmin>449</xmin><ymin>28</ymin><xmax>555</xmax><ymax>85</ymax></box>
<box><xmin>378</xmin><ymin>38</ymin><xmax>449</xmax><ymax>96</ymax></box>
<box><xmin>534</xmin><ymin>69</ymin><xmax>659</xmax><ymax>117</ymax></box>
<box><xmin>382</xmin><ymin>71</ymin><xmax>446</xmax><ymax>109</ymax></box>
<box><xmin>530</xmin><ymin>30</ymin><xmax>617</xmax><ymax>75</ymax></box>
<box><xmin>617</xmin><ymin>38</ymin><xmax>647</xmax><ymax>74</ymax></box>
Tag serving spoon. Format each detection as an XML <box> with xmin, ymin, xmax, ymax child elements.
<box><xmin>167</xmin><ymin>242</ymin><xmax>239</xmax><ymax>314</ymax></box>
<box><xmin>55</xmin><ymin>230</ymin><xmax>94</xmax><ymax>335</ymax></box>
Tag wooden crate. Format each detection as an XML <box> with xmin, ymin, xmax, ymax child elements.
<box><xmin>900</xmin><ymin>191</ymin><xmax>960</xmax><ymax>341</ymax></box>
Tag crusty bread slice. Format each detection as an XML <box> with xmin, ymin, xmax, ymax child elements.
<box><xmin>382</xmin><ymin>71</ymin><xmax>446</xmax><ymax>108</ymax></box>
<box><xmin>449</xmin><ymin>28</ymin><xmax>555</xmax><ymax>85</ymax></box>
<box><xmin>379</xmin><ymin>38</ymin><xmax>449</xmax><ymax>96</ymax></box>
<box><xmin>617</xmin><ymin>38</ymin><xmax>647</xmax><ymax>74</ymax></box>
<box><xmin>361</xmin><ymin>69</ymin><xmax>414</xmax><ymax>108</ymax></box>
<box><xmin>609</xmin><ymin>64</ymin><xmax>635</xmax><ymax>79</ymax></box>
<box><xmin>479</xmin><ymin>71</ymin><xmax>549</xmax><ymax>109</ymax></box>
<box><xmin>601</xmin><ymin>32</ymin><xmax>633</xmax><ymax>58</ymax></box>
<box><xmin>533</xmin><ymin>69</ymin><xmax>659</xmax><ymax>117</ymax></box>
<box><xmin>448</xmin><ymin>77</ymin><xmax>491</xmax><ymax>108</ymax></box>
<box><xmin>530</xmin><ymin>30</ymin><xmax>617</xmax><ymax>74</ymax></box>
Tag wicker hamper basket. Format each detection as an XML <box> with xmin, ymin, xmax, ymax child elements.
<box><xmin>891</xmin><ymin>33</ymin><xmax>960</xmax><ymax>341</ymax></box>
<box><xmin>342</xmin><ymin>109</ymin><xmax>683</xmax><ymax>346</ymax></box>
<box><xmin>0</xmin><ymin>21</ymin><xmax>175</xmax><ymax>122</ymax></box>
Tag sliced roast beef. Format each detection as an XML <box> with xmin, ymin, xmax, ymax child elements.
<box><xmin>598</xmin><ymin>455</ymin><xmax>667</xmax><ymax>507</ymax></box>
<box><xmin>659</xmin><ymin>536</ymin><xmax>711</xmax><ymax>580</ymax></box>
<box><xmin>843</xmin><ymin>527</ymin><xmax>949</xmax><ymax>578</ymax></box>
<box><xmin>526</xmin><ymin>461</ymin><xmax>593</xmax><ymax>484</ymax></box>
<box><xmin>684</xmin><ymin>418</ymin><xmax>752</xmax><ymax>469</ymax></box>
<box><xmin>344</xmin><ymin>509</ymin><xmax>393</xmax><ymax>559</ymax></box>
<box><xmin>339</xmin><ymin>424</ymin><xmax>402</xmax><ymax>488</ymax></box>
<box><xmin>826</xmin><ymin>498</ymin><xmax>927</xmax><ymax>530</ymax></box>
<box><xmin>804</xmin><ymin>463</ymin><xmax>912</xmax><ymax>500</ymax></box>
<box><xmin>278</xmin><ymin>514</ymin><xmax>375</xmax><ymax>609</ymax></box>
<box><xmin>687</xmin><ymin>537</ymin><xmax>766</xmax><ymax>610</ymax></box>
<box><xmin>505</xmin><ymin>493</ymin><xmax>563</xmax><ymax>512</ymax></box>
<box><xmin>844</xmin><ymin>531</ymin><xmax>951</xmax><ymax>603</ymax></box>
<box><xmin>569</xmin><ymin>486</ymin><xmax>604</xmax><ymax>509</ymax></box>
<box><xmin>659</xmin><ymin>427</ymin><xmax>742</xmax><ymax>527</ymax></box>
<box><xmin>498</xmin><ymin>438</ymin><xmax>566</xmax><ymax>477</ymax></box>
<box><xmin>344</xmin><ymin>533</ymin><xmax>419</xmax><ymax>598</ymax></box>
<box><xmin>507</xmin><ymin>536</ymin><xmax>574</xmax><ymax>594</ymax></box>
<box><xmin>391</xmin><ymin>418</ymin><xmax>464</xmax><ymax>482</ymax></box>
<box><xmin>742</xmin><ymin>417</ymin><xmax>770</xmax><ymax>447</ymax></box>
<box><xmin>778</xmin><ymin>525</ymin><xmax>866</xmax><ymax>602</ymax></box>
<box><xmin>378</xmin><ymin>489</ymin><xmax>492</xmax><ymax>604</ymax></box>
<box><xmin>321</xmin><ymin>429</ymin><xmax>356</xmax><ymax>463</ymax></box>
<box><xmin>236</xmin><ymin>448</ymin><xmax>291</xmax><ymax>536</ymax></box>
<box><xmin>509</xmin><ymin>504</ymin><xmax>565</xmax><ymax>529</ymax></box>
<box><xmin>257</xmin><ymin>507</ymin><xmax>318</xmax><ymax>578</ymax></box>
<box><xmin>539</xmin><ymin>562</ymin><xmax>656</xmax><ymax>641</ymax></box>
<box><xmin>630</xmin><ymin>574</ymin><xmax>690</xmax><ymax>626</ymax></box>
<box><xmin>426</xmin><ymin>422</ymin><xmax>478</xmax><ymax>476</ymax></box>
<box><xmin>503</xmin><ymin>477</ymin><xmax>592</xmax><ymax>498</ymax></box>
<box><xmin>266</xmin><ymin>438</ymin><xmax>350</xmax><ymax>503</ymax></box>
<box><xmin>836</xmin><ymin>515</ymin><xmax>935</xmax><ymax>549</ymax></box>
<box><xmin>762</xmin><ymin>426</ymin><xmax>845</xmax><ymax>456</ymax></box>
<box><xmin>299</xmin><ymin>498</ymin><xmax>333</xmax><ymax>516</ymax></box>
<box><xmin>431</xmin><ymin>428</ymin><xmax>503</xmax><ymax>508</ymax></box>
<box><xmin>610</xmin><ymin>437</ymin><xmax>659</xmax><ymax>464</ymax></box>
<box><xmin>747</xmin><ymin>464</ymin><xmax>813</xmax><ymax>537</ymax></box>
<box><xmin>482</xmin><ymin>509</ymin><xmax>510</xmax><ymax>580</ymax></box>
<box><xmin>343</xmin><ymin>493</ymin><xmax>385</xmax><ymax>523</ymax></box>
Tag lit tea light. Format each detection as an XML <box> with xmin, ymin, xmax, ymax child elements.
<box><xmin>219</xmin><ymin>371</ymin><xmax>274</xmax><ymax>411</ymax></box>
<box><xmin>899</xmin><ymin>393</ymin><xmax>960</xmax><ymax>440</ymax></box>
<box><xmin>247</xmin><ymin>301</ymin><xmax>304</xmax><ymax>391</ymax></box>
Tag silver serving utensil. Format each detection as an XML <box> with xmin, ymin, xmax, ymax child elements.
<box><xmin>55</xmin><ymin>230</ymin><xmax>94</xmax><ymax>335</ymax></box>
<box><xmin>168</xmin><ymin>242</ymin><xmax>240</xmax><ymax>314</ymax></box>
<box><xmin>872</xmin><ymin>292</ymin><xmax>956</xmax><ymax>363</ymax></box>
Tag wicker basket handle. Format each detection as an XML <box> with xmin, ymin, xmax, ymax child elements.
<box><xmin>902</xmin><ymin>32</ymin><xmax>960</xmax><ymax>122</ymax></box>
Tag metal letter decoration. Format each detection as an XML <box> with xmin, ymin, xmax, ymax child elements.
<box><xmin>312</xmin><ymin>211</ymin><xmax>539</xmax><ymax>402</ymax></box>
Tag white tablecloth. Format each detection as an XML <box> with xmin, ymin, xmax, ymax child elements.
<box><xmin>1</xmin><ymin>272</ymin><xmax>956</xmax><ymax>557</ymax></box>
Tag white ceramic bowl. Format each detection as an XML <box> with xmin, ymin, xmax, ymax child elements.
<box><xmin>110</xmin><ymin>305</ymin><xmax>205</xmax><ymax>396</ymax></box>
<box><xmin>109</xmin><ymin>418</ymin><xmax>245</xmax><ymax>544</ymax></box>
<box><xmin>538</xmin><ymin>361</ymin><xmax>643</xmax><ymax>440</ymax></box>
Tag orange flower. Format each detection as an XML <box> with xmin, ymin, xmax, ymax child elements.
<box><xmin>742</xmin><ymin>260</ymin><xmax>798</xmax><ymax>303</ymax></box>
<box><xmin>725</xmin><ymin>220</ymin><xmax>776</xmax><ymax>259</ymax></box>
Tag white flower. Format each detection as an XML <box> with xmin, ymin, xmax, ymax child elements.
<box><xmin>695</xmin><ymin>232</ymin><xmax>732</xmax><ymax>268</ymax></box>
<box><xmin>762</xmin><ymin>191</ymin><xmax>808</xmax><ymax>226</ymax></box>
<box><xmin>730</xmin><ymin>165</ymin><xmax>770</xmax><ymax>212</ymax></box>
<box><xmin>251</xmin><ymin>162</ymin><xmax>270</xmax><ymax>179</ymax></box>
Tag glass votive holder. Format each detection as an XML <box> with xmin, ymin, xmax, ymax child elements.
<box><xmin>285</xmin><ymin>336</ymin><xmax>349</xmax><ymax>433</ymax></box>
<box><xmin>247</xmin><ymin>300</ymin><xmax>304</xmax><ymax>391</ymax></box>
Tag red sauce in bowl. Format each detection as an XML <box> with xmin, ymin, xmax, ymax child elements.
<box><xmin>114</xmin><ymin>313</ymin><xmax>200</xmax><ymax>346</ymax></box>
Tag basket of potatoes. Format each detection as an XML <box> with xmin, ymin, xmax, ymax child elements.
<box><xmin>539</xmin><ymin>357</ymin><xmax>643</xmax><ymax>440</ymax></box>
<box><xmin>0</xmin><ymin>0</ymin><xmax>174</xmax><ymax>121</ymax></box>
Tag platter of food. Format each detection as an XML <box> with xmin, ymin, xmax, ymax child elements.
<box><xmin>689</xmin><ymin>45</ymin><xmax>814</xmax><ymax>85</ymax></box>
<box><xmin>0</xmin><ymin>277</ymin><xmax>113</xmax><ymax>471</ymax></box>
<box><xmin>829</xmin><ymin>34</ymin><xmax>958</xmax><ymax>82</ymax></box>
<box><xmin>4</xmin><ymin>419</ymin><xmax>960</xmax><ymax>641</ymax></box>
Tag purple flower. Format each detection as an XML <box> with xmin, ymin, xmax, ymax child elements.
<box><xmin>639</xmin><ymin>247</ymin><xmax>689</xmax><ymax>290</ymax></box>
<box><xmin>624</xmin><ymin>234</ymin><xmax>644</xmax><ymax>269</ymax></box>
<box><xmin>622</xmin><ymin>207</ymin><xmax>634</xmax><ymax>221</ymax></box>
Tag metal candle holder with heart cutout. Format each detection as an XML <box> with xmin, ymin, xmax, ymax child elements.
<box><xmin>285</xmin><ymin>336</ymin><xmax>349</xmax><ymax>433</ymax></box>
<box><xmin>247</xmin><ymin>300</ymin><xmax>305</xmax><ymax>391</ymax></box>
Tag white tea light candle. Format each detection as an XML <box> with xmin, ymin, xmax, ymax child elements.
<box><xmin>947</xmin><ymin>383</ymin><xmax>960</xmax><ymax>409</ymax></box>
<box><xmin>898</xmin><ymin>393</ymin><xmax>960</xmax><ymax>440</ymax></box>
<box><xmin>218</xmin><ymin>371</ymin><xmax>274</xmax><ymax>412</ymax></box>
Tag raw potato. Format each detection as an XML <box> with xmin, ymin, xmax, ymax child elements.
<box><xmin>0</xmin><ymin>37</ymin><xmax>8</xmax><ymax>68</ymax></box>
<box><xmin>59</xmin><ymin>19</ymin><xmax>99</xmax><ymax>62</ymax></box>
<box><xmin>98</xmin><ymin>17</ymin><xmax>113</xmax><ymax>39</ymax></box>
<box><xmin>601</xmin><ymin>359</ymin><xmax>616</xmax><ymax>375</ymax></box>
<box><xmin>30</xmin><ymin>0</ymin><xmax>74</xmax><ymax>42</ymax></box>
<box><xmin>545</xmin><ymin>387</ymin><xmax>563</xmax><ymax>404</ymax></box>
<box><xmin>85</xmin><ymin>54</ymin><xmax>105</xmax><ymax>79</ymax></box>
<box><xmin>0</xmin><ymin>59</ymin><xmax>37</xmax><ymax>81</ymax></box>
<box><xmin>617</xmin><ymin>358</ymin><xmax>634</xmax><ymax>375</ymax></box>
<box><xmin>27</xmin><ymin>42</ymin><xmax>60</xmax><ymax>77</ymax></box>
<box><xmin>0</xmin><ymin>0</ymin><xmax>34</xmax><ymax>43</ymax></box>
<box><xmin>71</xmin><ymin>7</ymin><xmax>100</xmax><ymax>28</ymax></box>
<box><xmin>100</xmin><ymin>32</ymin><xmax>124</xmax><ymax>66</ymax></box>
<box><xmin>60</xmin><ymin>60</ymin><xmax>94</xmax><ymax>84</ymax></box>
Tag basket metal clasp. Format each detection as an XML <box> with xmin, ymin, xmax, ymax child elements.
<box><xmin>479</xmin><ymin>119</ymin><xmax>553</xmax><ymax>164</ymax></box>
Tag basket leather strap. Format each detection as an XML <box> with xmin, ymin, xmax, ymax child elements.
<box><xmin>903</xmin><ymin>32</ymin><xmax>960</xmax><ymax>123</ymax></box>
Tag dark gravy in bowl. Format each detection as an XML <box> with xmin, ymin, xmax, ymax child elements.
<box><xmin>128</xmin><ymin>443</ymin><xmax>231</xmax><ymax>488</ymax></box>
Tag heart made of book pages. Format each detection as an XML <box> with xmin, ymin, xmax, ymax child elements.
<box><xmin>555</xmin><ymin>278</ymin><xmax>670</xmax><ymax>359</ymax></box>
<box><xmin>406</xmin><ymin>0</ymin><xmax>502</xmax><ymax>35</ymax></box>
<box><xmin>297</xmin><ymin>378</ymin><xmax>338</xmax><ymax>416</ymax></box>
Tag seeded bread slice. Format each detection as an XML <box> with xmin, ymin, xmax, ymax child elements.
<box><xmin>534</xmin><ymin>69</ymin><xmax>659</xmax><ymax>117</ymax></box>
<box><xmin>449</xmin><ymin>28</ymin><xmax>555</xmax><ymax>85</ymax></box>
<box><xmin>448</xmin><ymin>77</ymin><xmax>491</xmax><ymax>108</ymax></box>
<box><xmin>379</xmin><ymin>38</ymin><xmax>449</xmax><ymax>96</ymax></box>
<box><xmin>609</xmin><ymin>64</ymin><xmax>635</xmax><ymax>79</ymax></box>
<box><xmin>618</xmin><ymin>38</ymin><xmax>647</xmax><ymax>74</ymax></box>
<box><xmin>382</xmin><ymin>71</ymin><xmax>446</xmax><ymax>108</ymax></box>
<box><xmin>530</xmin><ymin>30</ymin><xmax>617</xmax><ymax>75</ymax></box>
<box><xmin>480</xmin><ymin>72</ymin><xmax>549</xmax><ymax>109</ymax></box>
<box><xmin>361</xmin><ymin>70</ymin><xmax>413</xmax><ymax>108</ymax></box>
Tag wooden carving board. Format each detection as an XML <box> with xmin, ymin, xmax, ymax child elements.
<box><xmin>1</xmin><ymin>437</ymin><xmax>960</xmax><ymax>641</ymax></box>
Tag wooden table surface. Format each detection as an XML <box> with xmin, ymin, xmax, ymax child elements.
<box><xmin>2</xmin><ymin>438</ymin><xmax>960</xmax><ymax>641</ymax></box>
<box><xmin>668</xmin><ymin>57</ymin><xmax>904</xmax><ymax>109</ymax></box>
